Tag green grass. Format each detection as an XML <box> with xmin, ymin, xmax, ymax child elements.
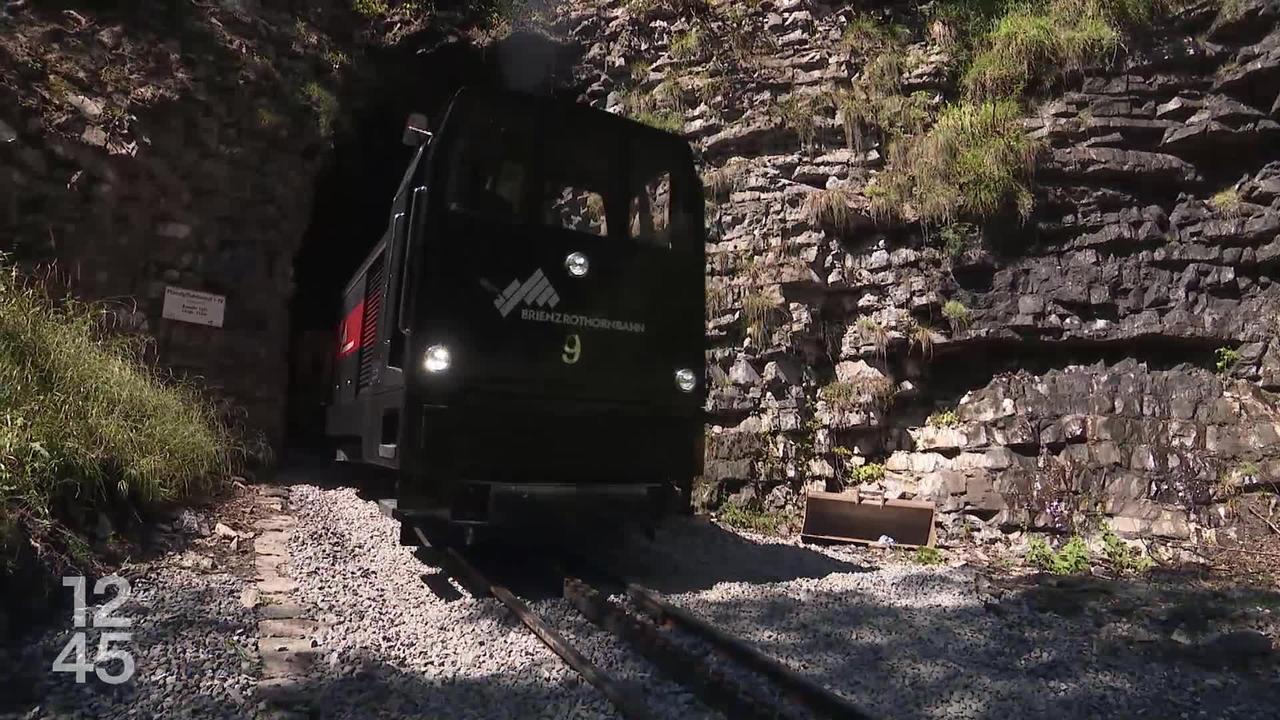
<box><xmin>742</xmin><ymin>290</ymin><xmax>778</xmax><ymax>344</ymax></box>
<box><xmin>654</xmin><ymin>76</ymin><xmax>686</xmax><ymax>111</ymax></box>
<box><xmin>770</xmin><ymin>93</ymin><xmax>829</xmax><ymax>152</ymax></box>
<box><xmin>351</xmin><ymin>0</ymin><xmax>391</xmax><ymax>17</ymax></box>
<box><xmin>670</xmin><ymin>28</ymin><xmax>701</xmax><ymax>60</ymax></box>
<box><xmin>856</xmin><ymin>317</ymin><xmax>890</xmax><ymax>358</ymax></box>
<box><xmin>1027</xmin><ymin>529</ymin><xmax>1153</xmax><ymax>575</ymax></box>
<box><xmin>842</xmin><ymin>14</ymin><xmax>912</xmax><ymax>55</ymax></box>
<box><xmin>704</xmin><ymin>161</ymin><xmax>744</xmax><ymax>203</ymax></box>
<box><xmin>861</xmin><ymin>0</ymin><xmax>1162</xmax><ymax>225</ymax></box>
<box><xmin>0</xmin><ymin>265</ymin><xmax>237</xmax><ymax>539</ymax></box>
<box><xmin>819</xmin><ymin>378</ymin><xmax>895</xmax><ymax>412</ymax></box>
<box><xmin>909</xmin><ymin>320</ymin><xmax>938</xmax><ymax>358</ymax></box>
<box><xmin>718</xmin><ymin>503</ymin><xmax>788</xmax><ymax>535</ymax></box>
<box><xmin>870</xmin><ymin>99</ymin><xmax>1038</xmax><ymax>226</ymax></box>
<box><xmin>1211</xmin><ymin>188</ymin><xmax>1243</xmax><ymax>217</ymax></box>
<box><xmin>963</xmin><ymin>1</ymin><xmax>1119</xmax><ymax>99</ymax></box>
<box><xmin>1217</xmin><ymin>0</ymin><xmax>1248</xmax><ymax>21</ymax></box>
<box><xmin>628</xmin><ymin>0</ymin><xmax>710</xmax><ymax>15</ymax></box>
<box><xmin>633</xmin><ymin>110</ymin><xmax>685</xmax><ymax>134</ymax></box>
<box><xmin>939</xmin><ymin>222</ymin><xmax>978</xmax><ymax>257</ymax></box>
<box><xmin>301</xmin><ymin>81</ymin><xmax>340</xmax><ymax>135</ymax></box>
<box><xmin>805</xmin><ymin>188</ymin><xmax>859</xmax><ymax>232</ymax></box>
<box><xmin>706</xmin><ymin>282</ymin><xmax>731</xmax><ymax>317</ymax></box>
<box><xmin>834</xmin><ymin>87</ymin><xmax>933</xmax><ymax>151</ymax></box>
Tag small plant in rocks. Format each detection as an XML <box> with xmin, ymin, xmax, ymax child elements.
<box><xmin>634</xmin><ymin>110</ymin><xmax>685</xmax><ymax>134</ymax></box>
<box><xmin>908</xmin><ymin>320</ymin><xmax>937</xmax><ymax>358</ymax></box>
<box><xmin>1211</xmin><ymin>188</ymin><xmax>1243</xmax><ymax>217</ymax></box>
<box><xmin>939</xmin><ymin>222</ymin><xmax>978</xmax><ymax>257</ymax></box>
<box><xmin>742</xmin><ymin>290</ymin><xmax>778</xmax><ymax>344</ymax></box>
<box><xmin>806</xmin><ymin>187</ymin><xmax>859</xmax><ymax>233</ymax></box>
<box><xmin>1025</xmin><ymin>535</ymin><xmax>1091</xmax><ymax>575</ymax></box>
<box><xmin>820</xmin><ymin>378</ymin><xmax>895</xmax><ymax>412</ymax></box>
<box><xmin>352</xmin><ymin>0</ymin><xmax>391</xmax><ymax>17</ymax></box>
<box><xmin>1215</xmin><ymin>346</ymin><xmax>1241</xmax><ymax>375</ymax></box>
<box><xmin>927</xmin><ymin>409</ymin><xmax>960</xmax><ymax>428</ymax></box>
<box><xmin>706</xmin><ymin>282</ymin><xmax>731</xmax><ymax>317</ymax></box>
<box><xmin>852</xmin><ymin>462</ymin><xmax>885</xmax><ymax>484</ymax></box>
<box><xmin>1100</xmin><ymin>526</ymin><xmax>1154</xmax><ymax>575</ymax></box>
<box><xmin>856</xmin><ymin>316</ymin><xmax>890</xmax><ymax>358</ymax></box>
<box><xmin>913</xmin><ymin>546</ymin><xmax>943</xmax><ymax>565</ymax></box>
<box><xmin>942</xmin><ymin>299</ymin><xmax>972</xmax><ymax>331</ymax></box>
<box><xmin>670</xmin><ymin>28</ymin><xmax>701</xmax><ymax>61</ymax></box>
<box><xmin>717</xmin><ymin>503</ymin><xmax>788</xmax><ymax>535</ymax></box>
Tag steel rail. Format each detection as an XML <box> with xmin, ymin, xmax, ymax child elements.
<box><xmin>409</xmin><ymin>530</ymin><xmax>652</xmax><ymax>720</ymax></box>
<box><xmin>565</xmin><ymin>577</ymin><xmax>796</xmax><ymax>720</ymax></box>
<box><xmin>628</xmin><ymin>584</ymin><xmax>874</xmax><ymax>720</ymax></box>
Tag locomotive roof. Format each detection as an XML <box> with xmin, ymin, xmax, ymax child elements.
<box><xmin>444</xmin><ymin>86</ymin><xmax>694</xmax><ymax>155</ymax></box>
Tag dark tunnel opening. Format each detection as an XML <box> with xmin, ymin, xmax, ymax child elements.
<box><xmin>284</xmin><ymin>32</ymin><xmax>583</xmax><ymax>449</ymax></box>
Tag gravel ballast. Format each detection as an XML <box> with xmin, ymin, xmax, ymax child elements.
<box><xmin>282</xmin><ymin>484</ymin><xmax>621</xmax><ymax>720</ymax></box>
<box><xmin>607</xmin><ymin>521</ymin><xmax>1280</xmax><ymax>720</ymax></box>
<box><xmin>0</xmin><ymin>563</ymin><xmax>258</xmax><ymax>720</ymax></box>
<box><xmin>3</xmin><ymin>483</ymin><xmax>1276</xmax><ymax>720</ymax></box>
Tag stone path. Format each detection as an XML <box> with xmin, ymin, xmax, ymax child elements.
<box><xmin>248</xmin><ymin>487</ymin><xmax>325</xmax><ymax>719</ymax></box>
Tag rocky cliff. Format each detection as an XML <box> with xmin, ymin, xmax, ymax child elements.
<box><xmin>0</xmin><ymin>1</ymin><xmax>522</xmax><ymax>449</ymax></box>
<box><xmin>559</xmin><ymin>0</ymin><xmax>1280</xmax><ymax>549</ymax></box>
<box><xmin>4</xmin><ymin>0</ymin><xmax>1279</xmax><ymax>549</ymax></box>
<box><xmin>0</xmin><ymin>0</ymin><xmax>365</xmax><ymax>449</ymax></box>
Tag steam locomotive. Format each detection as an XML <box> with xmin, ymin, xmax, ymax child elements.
<box><xmin>325</xmin><ymin>88</ymin><xmax>706</xmax><ymax>546</ymax></box>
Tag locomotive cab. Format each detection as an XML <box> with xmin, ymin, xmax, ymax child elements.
<box><xmin>325</xmin><ymin>88</ymin><xmax>706</xmax><ymax>545</ymax></box>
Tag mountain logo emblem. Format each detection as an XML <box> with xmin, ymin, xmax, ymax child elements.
<box><xmin>493</xmin><ymin>268</ymin><xmax>560</xmax><ymax>318</ymax></box>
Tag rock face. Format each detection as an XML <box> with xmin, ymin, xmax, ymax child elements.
<box><xmin>5</xmin><ymin>0</ymin><xmax>1280</xmax><ymax>544</ymax></box>
<box><xmin>0</xmin><ymin>2</ymin><xmax>353</xmax><ymax>447</ymax></box>
<box><xmin>559</xmin><ymin>0</ymin><xmax>1280</xmax><ymax>542</ymax></box>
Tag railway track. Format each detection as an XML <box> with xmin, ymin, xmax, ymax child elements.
<box><xmin>411</xmin><ymin>527</ymin><xmax>872</xmax><ymax>720</ymax></box>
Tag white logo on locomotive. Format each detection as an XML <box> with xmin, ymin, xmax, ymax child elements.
<box><xmin>493</xmin><ymin>268</ymin><xmax>559</xmax><ymax>318</ymax></box>
<box><xmin>490</xmin><ymin>268</ymin><xmax>646</xmax><ymax>333</ymax></box>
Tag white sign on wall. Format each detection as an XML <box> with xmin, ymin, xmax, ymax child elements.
<box><xmin>162</xmin><ymin>286</ymin><xmax>226</xmax><ymax>328</ymax></box>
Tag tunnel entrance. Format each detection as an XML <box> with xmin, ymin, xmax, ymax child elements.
<box><xmin>283</xmin><ymin>31</ymin><xmax>582</xmax><ymax>450</ymax></box>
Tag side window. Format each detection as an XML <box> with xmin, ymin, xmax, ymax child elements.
<box><xmin>443</xmin><ymin>102</ymin><xmax>530</xmax><ymax>225</ymax></box>
<box><xmin>546</xmin><ymin>185</ymin><xmax>607</xmax><ymax>237</ymax></box>
<box><xmin>630</xmin><ymin>173</ymin><xmax>671</xmax><ymax>248</ymax></box>
<box><xmin>449</xmin><ymin>158</ymin><xmax>525</xmax><ymax>223</ymax></box>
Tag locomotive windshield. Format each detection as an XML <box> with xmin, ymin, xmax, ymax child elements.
<box><xmin>442</xmin><ymin>92</ymin><xmax>699</xmax><ymax>250</ymax></box>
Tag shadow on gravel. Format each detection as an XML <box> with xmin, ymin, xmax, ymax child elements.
<box><xmin>670</xmin><ymin>565</ymin><xmax>1280</xmax><ymax>720</ymax></box>
<box><xmin>602</xmin><ymin>518</ymin><xmax>876</xmax><ymax>595</ymax></box>
<box><xmin>254</xmin><ymin>655</ymin><xmax>614</xmax><ymax>720</ymax></box>
<box><xmin>423</xmin><ymin>517</ymin><xmax>876</xmax><ymax>602</ymax></box>
<box><xmin>0</xmin><ymin>582</ymin><xmax>257</xmax><ymax>719</ymax></box>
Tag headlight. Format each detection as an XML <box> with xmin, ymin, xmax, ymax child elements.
<box><xmin>565</xmin><ymin>251</ymin><xmax>589</xmax><ymax>277</ymax></box>
<box><xmin>675</xmin><ymin>368</ymin><xmax>697</xmax><ymax>392</ymax></box>
<box><xmin>423</xmin><ymin>344</ymin><xmax>451</xmax><ymax>373</ymax></box>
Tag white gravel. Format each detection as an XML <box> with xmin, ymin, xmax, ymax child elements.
<box><xmin>0</xmin><ymin>563</ymin><xmax>258</xmax><ymax>720</ymax></box>
<box><xmin>284</xmin><ymin>484</ymin><xmax>621</xmax><ymax>720</ymax></box>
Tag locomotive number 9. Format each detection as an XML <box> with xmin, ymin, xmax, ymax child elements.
<box><xmin>562</xmin><ymin>334</ymin><xmax>582</xmax><ymax>364</ymax></box>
